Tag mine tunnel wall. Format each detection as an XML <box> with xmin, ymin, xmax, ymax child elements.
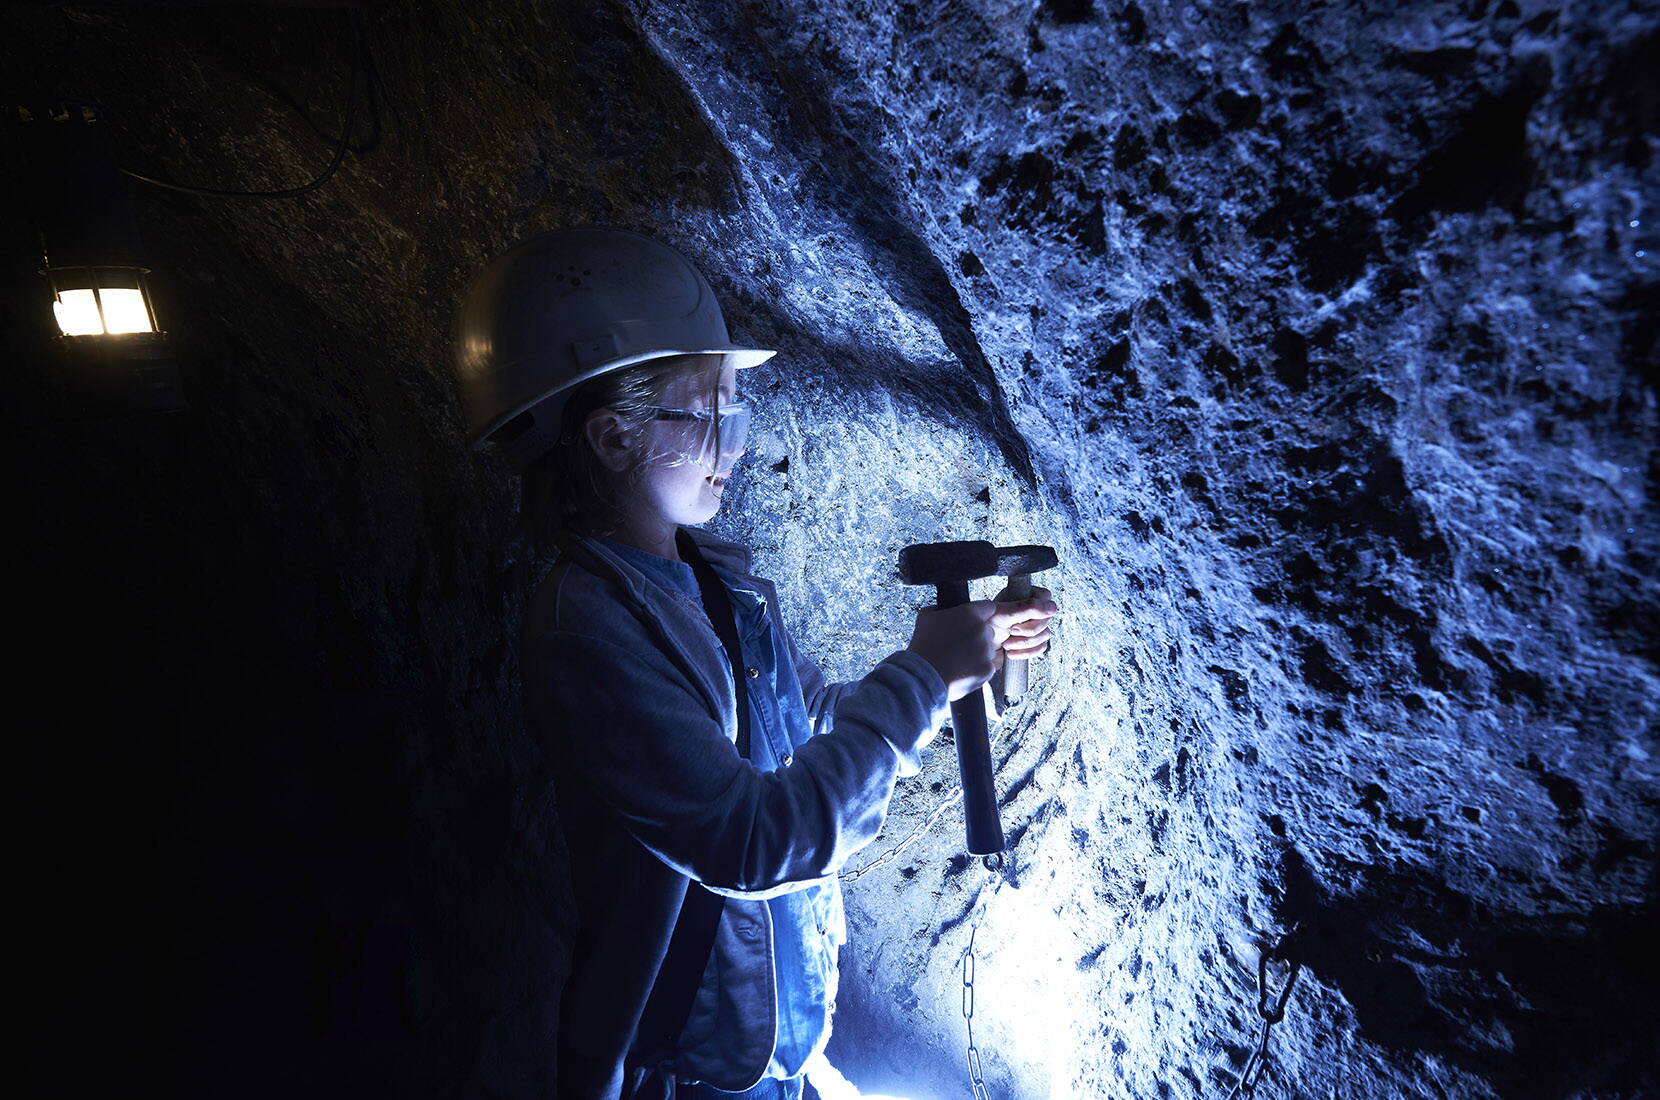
<box><xmin>5</xmin><ymin>3</ymin><xmax>1656</xmax><ymax>1098</ymax></box>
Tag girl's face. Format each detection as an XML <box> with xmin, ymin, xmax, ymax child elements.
<box><xmin>635</xmin><ymin>358</ymin><xmax>742</xmax><ymax>525</ymax></box>
<box><xmin>583</xmin><ymin>357</ymin><xmax>743</xmax><ymax>557</ymax></box>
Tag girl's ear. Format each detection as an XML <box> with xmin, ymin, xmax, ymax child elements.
<box><xmin>584</xmin><ymin>408</ymin><xmax>637</xmax><ymax>473</ymax></box>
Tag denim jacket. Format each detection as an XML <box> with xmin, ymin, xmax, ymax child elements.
<box><xmin>521</xmin><ymin>525</ymin><xmax>949</xmax><ymax>1099</ymax></box>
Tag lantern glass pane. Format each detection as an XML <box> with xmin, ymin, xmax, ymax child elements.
<box><xmin>100</xmin><ymin>288</ymin><xmax>154</xmax><ymax>334</ymax></box>
<box><xmin>54</xmin><ymin>289</ymin><xmax>105</xmax><ymax>335</ymax></box>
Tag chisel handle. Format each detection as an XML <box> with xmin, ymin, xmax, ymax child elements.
<box><xmin>992</xmin><ymin>573</ymin><xmax>1034</xmax><ymax>709</ymax></box>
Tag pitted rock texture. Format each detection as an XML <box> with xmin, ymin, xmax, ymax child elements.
<box><xmin>5</xmin><ymin>2</ymin><xmax>1656</xmax><ymax>1098</ymax></box>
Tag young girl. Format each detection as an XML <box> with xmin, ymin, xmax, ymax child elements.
<box><xmin>460</xmin><ymin>229</ymin><xmax>1057</xmax><ymax>1100</ymax></box>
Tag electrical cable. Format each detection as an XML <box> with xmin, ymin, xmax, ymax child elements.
<box><xmin>199</xmin><ymin>8</ymin><xmax>381</xmax><ymax>156</ymax></box>
<box><xmin>118</xmin><ymin>7</ymin><xmax>365</xmax><ymax>200</ymax></box>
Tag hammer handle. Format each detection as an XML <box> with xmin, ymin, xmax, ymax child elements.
<box><xmin>935</xmin><ymin>579</ymin><xmax>1006</xmax><ymax>856</ymax></box>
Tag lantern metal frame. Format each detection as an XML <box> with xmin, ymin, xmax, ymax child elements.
<box><xmin>41</xmin><ymin>262</ymin><xmax>163</xmax><ymax>338</ymax></box>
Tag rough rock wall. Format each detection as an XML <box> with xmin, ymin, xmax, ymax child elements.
<box><xmin>5</xmin><ymin>2</ymin><xmax>1655</xmax><ymax>1098</ymax></box>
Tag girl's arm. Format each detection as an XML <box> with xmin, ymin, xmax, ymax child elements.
<box><xmin>779</xmin><ymin>624</ymin><xmax>856</xmax><ymax>737</ymax></box>
<box><xmin>523</xmin><ymin>628</ymin><xmax>948</xmax><ymax>899</ymax></box>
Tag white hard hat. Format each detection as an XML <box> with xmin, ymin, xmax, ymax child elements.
<box><xmin>454</xmin><ymin>227</ymin><xmax>776</xmax><ymax>469</ymax></box>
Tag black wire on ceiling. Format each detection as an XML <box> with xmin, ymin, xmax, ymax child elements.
<box><xmin>199</xmin><ymin>9</ymin><xmax>383</xmax><ymax>158</ymax></box>
<box><xmin>118</xmin><ymin>6</ymin><xmax>373</xmax><ymax>200</ymax></box>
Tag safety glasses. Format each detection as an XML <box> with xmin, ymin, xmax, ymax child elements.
<box><xmin>640</xmin><ymin>401</ymin><xmax>753</xmax><ymax>475</ymax></box>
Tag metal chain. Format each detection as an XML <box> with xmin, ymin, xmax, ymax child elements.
<box><xmin>844</xmin><ymin>693</ymin><xmax>1022</xmax><ymax>883</ymax></box>
<box><xmin>961</xmin><ymin>854</ymin><xmax>1006</xmax><ymax>1100</ymax></box>
<box><xmin>1222</xmin><ymin>923</ymin><xmax>1303</xmax><ymax>1100</ymax></box>
<box><xmin>839</xmin><ymin>785</ymin><xmax>964</xmax><ymax>882</ymax></box>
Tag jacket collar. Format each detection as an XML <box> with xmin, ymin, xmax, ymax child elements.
<box><xmin>558</xmin><ymin>526</ymin><xmax>762</xmax><ymax>616</ymax></box>
<box><xmin>679</xmin><ymin>525</ymin><xmax>755</xmax><ymax>576</ymax></box>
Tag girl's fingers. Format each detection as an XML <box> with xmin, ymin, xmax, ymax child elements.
<box><xmin>991</xmin><ymin>600</ymin><xmax>1059</xmax><ymax>631</ymax></box>
<box><xmin>988</xmin><ymin>595</ymin><xmax>1060</xmax><ymax>659</ymax></box>
<box><xmin>1003</xmin><ymin>626</ymin><xmax>1053</xmax><ymax>656</ymax></box>
<box><xmin>1003</xmin><ymin>620</ymin><xmax>1056</xmax><ymax>646</ymax></box>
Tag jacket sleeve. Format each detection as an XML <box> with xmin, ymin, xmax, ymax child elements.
<box><xmin>523</xmin><ymin>628</ymin><xmax>949</xmax><ymax>899</ymax></box>
<box><xmin>781</xmin><ymin>623</ymin><xmax>859</xmax><ymax>738</ymax></box>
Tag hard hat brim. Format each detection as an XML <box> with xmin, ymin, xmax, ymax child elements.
<box><xmin>469</xmin><ymin>345</ymin><xmax>776</xmax><ymax>453</ymax></box>
<box><xmin>718</xmin><ymin>347</ymin><xmax>778</xmax><ymax>370</ymax></box>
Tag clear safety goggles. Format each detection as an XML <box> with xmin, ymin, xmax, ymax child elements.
<box><xmin>639</xmin><ymin>401</ymin><xmax>753</xmax><ymax>475</ymax></box>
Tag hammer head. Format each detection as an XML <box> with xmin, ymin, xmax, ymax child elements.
<box><xmin>898</xmin><ymin>540</ymin><xmax>1058</xmax><ymax>586</ymax></box>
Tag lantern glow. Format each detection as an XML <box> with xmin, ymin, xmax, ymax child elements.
<box><xmin>96</xmin><ymin>286</ymin><xmax>154</xmax><ymax>334</ymax></box>
<box><xmin>44</xmin><ymin>261</ymin><xmax>160</xmax><ymax>337</ymax></box>
<box><xmin>52</xmin><ymin>288</ymin><xmax>103</xmax><ymax>335</ymax></box>
<box><xmin>51</xmin><ymin>284</ymin><xmax>156</xmax><ymax>336</ymax></box>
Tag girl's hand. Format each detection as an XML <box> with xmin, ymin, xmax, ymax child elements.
<box><xmin>906</xmin><ymin>588</ymin><xmax>1060</xmax><ymax>703</ymax></box>
<box><xmin>991</xmin><ymin>584</ymin><xmax>1057</xmax><ymax>662</ymax></box>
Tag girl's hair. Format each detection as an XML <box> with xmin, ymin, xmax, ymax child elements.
<box><xmin>519</xmin><ymin>352</ymin><xmax>726</xmax><ymax>557</ymax></box>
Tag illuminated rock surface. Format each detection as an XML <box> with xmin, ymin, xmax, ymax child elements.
<box><xmin>5</xmin><ymin>2</ymin><xmax>1656</xmax><ymax>1098</ymax></box>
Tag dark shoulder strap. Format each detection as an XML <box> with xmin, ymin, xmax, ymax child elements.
<box><xmin>628</xmin><ymin>529</ymin><xmax>754</xmax><ymax>1074</ymax></box>
<box><xmin>675</xmin><ymin>528</ymin><xmax>751</xmax><ymax>759</ymax></box>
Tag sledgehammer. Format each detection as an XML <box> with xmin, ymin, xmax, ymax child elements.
<box><xmin>898</xmin><ymin>540</ymin><xmax>1059</xmax><ymax>856</ymax></box>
